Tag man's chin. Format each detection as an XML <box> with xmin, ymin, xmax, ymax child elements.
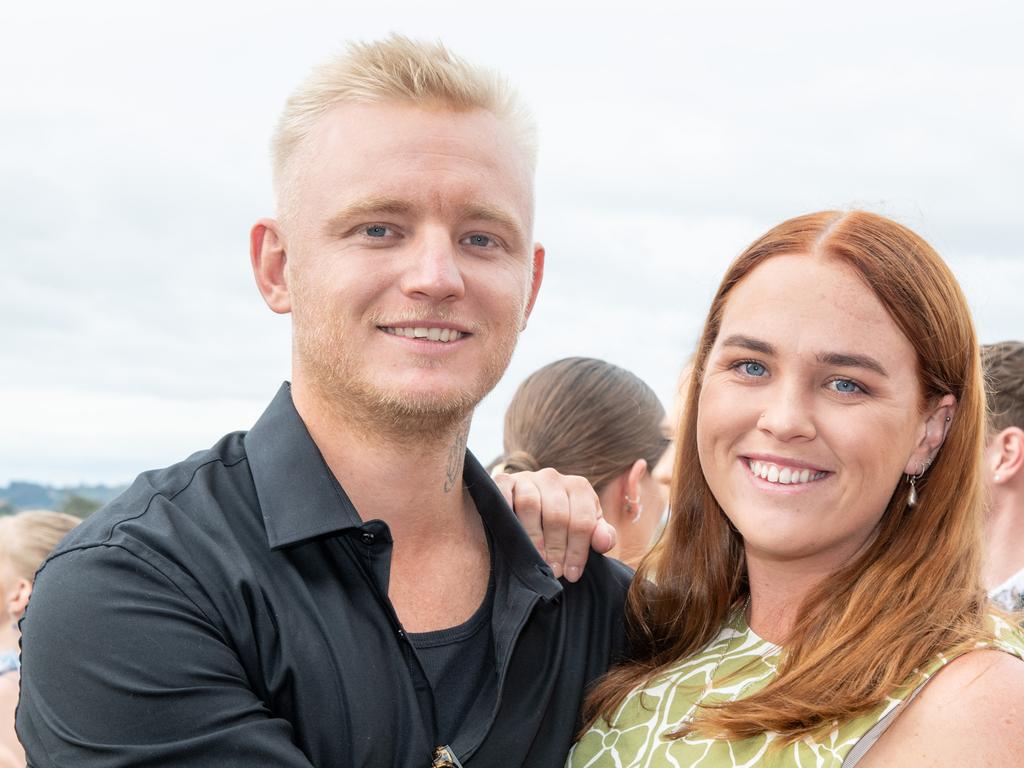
<box><xmin>359</xmin><ymin>385</ymin><xmax>483</xmax><ymax>437</ymax></box>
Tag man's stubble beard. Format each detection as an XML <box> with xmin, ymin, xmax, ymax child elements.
<box><xmin>292</xmin><ymin>298</ymin><xmax>524</xmax><ymax>444</ymax></box>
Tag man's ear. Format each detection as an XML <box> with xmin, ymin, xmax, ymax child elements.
<box><xmin>990</xmin><ymin>426</ymin><xmax>1024</xmax><ymax>484</ymax></box>
<box><xmin>905</xmin><ymin>394</ymin><xmax>957</xmax><ymax>475</ymax></box>
<box><xmin>251</xmin><ymin>218</ymin><xmax>292</xmax><ymax>314</ymax></box>
<box><xmin>519</xmin><ymin>243</ymin><xmax>545</xmax><ymax>330</ymax></box>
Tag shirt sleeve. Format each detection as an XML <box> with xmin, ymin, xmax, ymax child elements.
<box><xmin>16</xmin><ymin>544</ymin><xmax>316</xmax><ymax>768</ymax></box>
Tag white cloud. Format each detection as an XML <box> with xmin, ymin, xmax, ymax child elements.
<box><xmin>3</xmin><ymin>0</ymin><xmax>1022</xmax><ymax>484</ymax></box>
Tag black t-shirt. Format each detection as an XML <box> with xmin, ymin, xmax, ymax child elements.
<box><xmin>17</xmin><ymin>383</ymin><xmax>633</xmax><ymax>767</ymax></box>
<box><xmin>409</xmin><ymin>560</ymin><xmax>496</xmax><ymax>745</ymax></box>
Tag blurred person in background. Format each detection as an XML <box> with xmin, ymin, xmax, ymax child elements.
<box><xmin>494</xmin><ymin>357</ymin><xmax>669</xmax><ymax>569</ymax></box>
<box><xmin>981</xmin><ymin>340</ymin><xmax>1024</xmax><ymax>611</ymax></box>
<box><xmin>0</xmin><ymin>511</ymin><xmax>79</xmax><ymax>768</ymax></box>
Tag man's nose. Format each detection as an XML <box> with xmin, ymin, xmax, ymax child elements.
<box><xmin>399</xmin><ymin>228</ymin><xmax>466</xmax><ymax>303</ymax></box>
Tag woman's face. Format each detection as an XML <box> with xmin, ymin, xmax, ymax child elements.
<box><xmin>697</xmin><ymin>254</ymin><xmax>939</xmax><ymax>571</ymax></box>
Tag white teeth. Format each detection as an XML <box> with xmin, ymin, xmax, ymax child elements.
<box><xmin>747</xmin><ymin>460</ymin><xmax>825</xmax><ymax>486</ymax></box>
<box><xmin>384</xmin><ymin>326</ymin><xmax>464</xmax><ymax>343</ymax></box>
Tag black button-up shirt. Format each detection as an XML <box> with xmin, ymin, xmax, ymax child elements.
<box><xmin>18</xmin><ymin>384</ymin><xmax>631</xmax><ymax>767</ymax></box>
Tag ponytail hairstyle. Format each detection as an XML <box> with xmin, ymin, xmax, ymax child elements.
<box><xmin>583</xmin><ymin>210</ymin><xmax>989</xmax><ymax>743</ymax></box>
<box><xmin>496</xmin><ymin>357</ymin><xmax>667</xmax><ymax>491</ymax></box>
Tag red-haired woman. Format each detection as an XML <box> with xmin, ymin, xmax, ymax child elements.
<box><xmin>567</xmin><ymin>211</ymin><xmax>1024</xmax><ymax>766</ymax></box>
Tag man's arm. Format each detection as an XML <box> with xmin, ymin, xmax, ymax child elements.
<box><xmin>17</xmin><ymin>545</ymin><xmax>314</xmax><ymax>767</ymax></box>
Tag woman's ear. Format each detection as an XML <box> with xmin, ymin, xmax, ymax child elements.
<box><xmin>7</xmin><ymin>578</ymin><xmax>32</xmax><ymax>622</ymax></box>
<box><xmin>624</xmin><ymin>459</ymin><xmax>649</xmax><ymax>522</ymax></box>
<box><xmin>905</xmin><ymin>394</ymin><xmax>957</xmax><ymax>475</ymax></box>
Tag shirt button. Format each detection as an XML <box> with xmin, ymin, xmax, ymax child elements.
<box><xmin>360</xmin><ymin>532</ymin><xmax>375</xmax><ymax>545</ymax></box>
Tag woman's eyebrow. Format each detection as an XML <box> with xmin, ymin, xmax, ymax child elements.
<box><xmin>719</xmin><ymin>334</ymin><xmax>775</xmax><ymax>356</ymax></box>
<box><xmin>815</xmin><ymin>351</ymin><xmax>888</xmax><ymax>377</ymax></box>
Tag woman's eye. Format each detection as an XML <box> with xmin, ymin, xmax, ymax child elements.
<box><xmin>741</xmin><ymin>362</ymin><xmax>766</xmax><ymax>377</ymax></box>
<box><xmin>830</xmin><ymin>379</ymin><xmax>861</xmax><ymax>394</ymax></box>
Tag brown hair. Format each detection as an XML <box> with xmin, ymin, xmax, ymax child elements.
<box><xmin>982</xmin><ymin>341</ymin><xmax>1024</xmax><ymax>433</ymax></box>
<box><xmin>0</xmin><ymin>510</ymin><xmax>80</xmax><ymax>582</ymax></box>
<box><xmin>584</xmin><ymin>211</ymin><xmax>988</xmax><ymax>742</ymax></box>
<box><xmin>498</xmin><ymin>357</ymin><xmax>667</xmax><ymax>492</ymax></box>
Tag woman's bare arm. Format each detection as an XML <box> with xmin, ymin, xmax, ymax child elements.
<box><xmin>860</xmin><ymin>649</ymin><xmax>1024</xmax><ymax>766</ymax></box>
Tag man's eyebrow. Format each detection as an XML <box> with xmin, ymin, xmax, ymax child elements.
<box><xmin>460</xmin><ymin>203</ymin><xmax>526</xmax><ymax>245</ymax></box>
<box><xmin>816</xmin><ymin>351</ymin><xmax>889</xmax><ymax>377</ymax></box>
<box><xmin>324</xmin><ymin>197</ymin><xmax>414</xmax><ymax>233</ymax></box>
<box><xmin>719</xmin><ymin>334</ymin><xmax>776</xmax><ymax>356</ymax></box>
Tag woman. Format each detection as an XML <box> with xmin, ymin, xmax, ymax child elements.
<box><xmin>0</xmin><ymin>511</ymin><xmax>80</xmax><ymax>767</ymax></box>
<box><xmin>568</xmin><ymin>211</ymin><xmax>1024</xmax><ymax>766</ymax></box>
<box><xmin>495</xmin><ymin>357</ymin><xmax>669</xmax><ymax>568</ymax></box>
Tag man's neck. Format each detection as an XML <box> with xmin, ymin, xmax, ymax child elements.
<box><xmin>292</xmin><ymin>384</ymin><xmax>491</xmax><ymax>631</ymax></box>
<box><xmin>297</xmin><ymin>391</ymin><xmax>473</xmax><ymax>535</ymax></box>
<box><xmin>983</xmin><ymin>487</ymin><xmax>1024</xmax><ymax>590</ymax></box>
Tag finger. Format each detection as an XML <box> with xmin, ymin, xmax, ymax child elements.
<box><xmin>508</xmin><ymin>475</ymin><xmax>546</xmax><ymax>562</ymax></box>
<box><xmin>591</xmin><ymin>518</ymin><xmax>617</xmax><ymax>556</ymax></box>
<box><xmin>563</xmin><ymin>478</ymin><xmax>603</xmax><ymax>583</ymax></box>
<box><xmin>492</xmin><ymin>472</ymin><xmax>515</xmax><ymax>510</ymax></box>
<box><xmin>533</xmin><ymin>468</ymin><xmax>571</xmax><ymax>580</ymax></box>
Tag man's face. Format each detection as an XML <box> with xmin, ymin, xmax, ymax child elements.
<box><xmin>280</xmin><ymin>101</ymin><xmax>542</xmax><ymax>433</ymax></box>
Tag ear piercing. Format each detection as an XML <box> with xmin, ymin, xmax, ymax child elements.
<box><xmin>624</xmin><ymin>494</ymin><xmax>643</xmax><ymax>521</ymax></box>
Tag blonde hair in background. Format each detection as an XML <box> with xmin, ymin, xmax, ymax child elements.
<box><xmin>0</xmin><ymin>511</ymin><xmax>80</xmax><ymax>582</ymax></box>
<box><xmin>272</xmin><ymin>34</ymin><xmax>537</xmax><ymax>219</ymax></box>
<box><xmin>584</xmin><ymin>210</ymin><xmax>990</xmax><ymax>744</ymax></box>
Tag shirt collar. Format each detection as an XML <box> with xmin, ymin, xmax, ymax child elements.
<box><xmin>245</xmin><ymin>383</ymin><xmax>364</xmax><ymax>549</ymax></box>
<box><xmin>245</xmin><ymin>383</ymin><xmax>563</xmax><ymax>599</ymax></box>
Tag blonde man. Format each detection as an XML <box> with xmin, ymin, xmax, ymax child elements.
<box><xmin>17</xmin><ymin>37</ymin><xmax>629</xmax><ymax>767</ymax></box>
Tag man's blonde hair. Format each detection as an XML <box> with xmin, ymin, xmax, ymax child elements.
<box><xmin>272</xmin><ymin>34</ymin><xmax>537</xmax><ymax>215</ymax></box>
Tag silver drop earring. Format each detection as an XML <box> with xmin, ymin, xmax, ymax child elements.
<box><xmin>907</xmin><ymin>457</ymin><xmax>932</xmax><ymax>507</ymax></box>
<box><xmin>907</xmin><ymin>474</ymin><xmax>919</xmax><ymax>507</ymax></box>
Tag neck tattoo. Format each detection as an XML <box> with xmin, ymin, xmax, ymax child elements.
<box><xmin>444</xmin><ymin>428</ymin><xmax>468</xmax><ymax>493</ymax></box>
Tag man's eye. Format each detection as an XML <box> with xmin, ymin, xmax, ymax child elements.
<box><xmin>364</xmin><ymin>225</ymin><xmax>389</xmax><ymax>238</ymax></box>
<box><xmin>465</xmin><ymin>234</ymin><xmax>494</xmax><ymax>247</ymax></box>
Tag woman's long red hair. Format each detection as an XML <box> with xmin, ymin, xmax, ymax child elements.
<box><xmin>583</xmin><ymin>210</ymin><xmax>988</xmax><ymax>742</ymax></box>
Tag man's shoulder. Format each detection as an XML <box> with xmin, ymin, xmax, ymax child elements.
<box><xmin>50</xmin><ymin>430</ymin><xmax>253</xmax><ymax>560</ymax></box>
<box><xmin>559</xmin><ymin>550</ymin><xmax>633</xmax><ymax>610</ymax></box>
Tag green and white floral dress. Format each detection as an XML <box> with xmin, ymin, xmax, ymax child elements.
<box><xmin>568</xmin><ymin>611</ymin><xmax>1024</xmax><ymax>767</ymax></box>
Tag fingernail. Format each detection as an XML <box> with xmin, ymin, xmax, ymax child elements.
<box><xmin>549</xmin><ymin>562</ymin><xmax>563</xmax><ymax>580</ymax></box>
<box><xmin>565</xmin><ymin>566</ymin><xmax>580</xmax><ymax>582</ymax></box>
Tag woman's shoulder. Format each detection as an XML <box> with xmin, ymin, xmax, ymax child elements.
<box><xmin>858</xmin><ymin>644</ymin><xmax>1024</xmax><ymax>766</ymax></box>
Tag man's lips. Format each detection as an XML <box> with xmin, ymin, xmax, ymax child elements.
<box><xmin>378</xmin><ymin>324</ymin><xmax>469</xmax><ymax>343</ymax></box>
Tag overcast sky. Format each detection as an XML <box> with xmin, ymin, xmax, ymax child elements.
<box><xmin>2</xmin><ymin>0</ymin><xmax>1022</xmax><ymax>486</ymax></box>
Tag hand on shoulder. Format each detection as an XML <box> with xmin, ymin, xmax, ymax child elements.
<box><xmin>861</xmin><ymin>649</ymin><xmax>1024</xmax><ymax>766</ymax></box>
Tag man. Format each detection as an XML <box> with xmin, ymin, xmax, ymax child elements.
<box><xmin>982</xmin><ymin>341</ymin><xmax>1024</xmax><ymax>611</ymax></box>
<box><xmin>17</xmin><ymin>37</ymin><xmax>630</xmax><ymax>767</ymax></box>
